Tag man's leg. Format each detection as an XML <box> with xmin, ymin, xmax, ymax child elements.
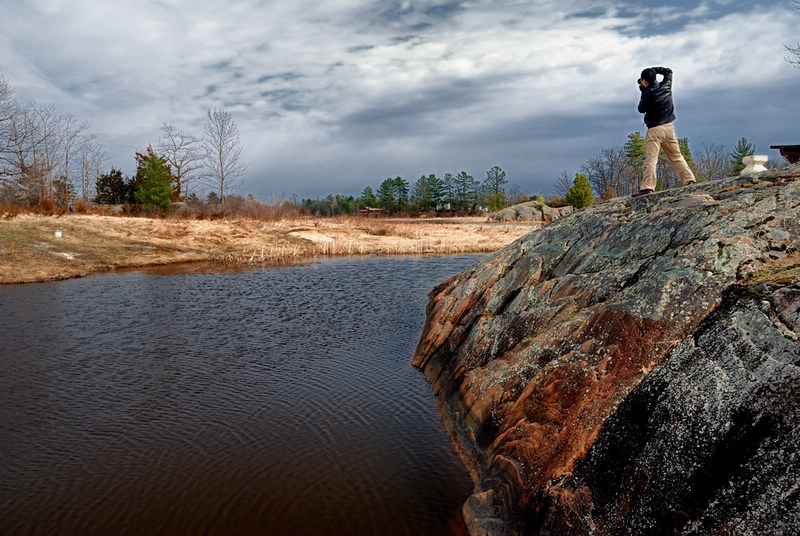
<box><xmin>660</xmin><ymin>123</ymin><xmax>696</xmax><ymax>185</ymax></box>
<box><xmin>641</xmin><ymin>125</ymin><xmax>663</xmax><ymax>192</ymax></box>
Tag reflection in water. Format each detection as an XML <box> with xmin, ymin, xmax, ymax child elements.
<box><xmin>0</xmin><ymin>255</ymin><xmax>478</xmax><ymax>536</ymax></box>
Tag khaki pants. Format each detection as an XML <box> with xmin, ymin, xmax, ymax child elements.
<box><xmin>641</xmin><ymin>122</ymin><xmax>695</xmax><ymax>191</ymax></box>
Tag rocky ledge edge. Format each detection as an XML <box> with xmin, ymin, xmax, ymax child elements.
<box><xmin>413</xmin><ymin>165</ymin><xmax>800</xmax><ymax>535</ymax></box>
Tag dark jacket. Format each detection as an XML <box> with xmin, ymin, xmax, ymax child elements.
<box><xmin>638</xmin><ymin>66</ymin><xmax>676</xmax><ymax>128</ymax></box>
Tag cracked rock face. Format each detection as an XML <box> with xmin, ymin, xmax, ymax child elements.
<box><xmin>413</xmin><ymin>170</ymin><xmax>800</xmax><ymax>535</ymax></box>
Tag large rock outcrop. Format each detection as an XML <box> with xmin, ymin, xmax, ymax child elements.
<box><xmin>489</xmin><ymin>200</ymin><xmax>573</xmax><ymax>223</ymax></box>
<box><xmin>413</xmin><ymin>168</ymin><xmax>800</xmax><ymax>535</ymax></box>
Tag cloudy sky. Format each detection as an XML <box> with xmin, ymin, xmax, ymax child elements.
<box><xmin>1</xmin><ymin>0</ymin><xmax>798</xmax><ymax>199</ymax></box>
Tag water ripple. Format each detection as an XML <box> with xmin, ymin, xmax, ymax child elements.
<box><xmin>0</xmin><ymin>255</ymin><xmax>479</xmax><ymax>536</ymax></box>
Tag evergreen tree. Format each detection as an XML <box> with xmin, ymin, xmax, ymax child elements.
<box><xmin>624</xmin><ymin>132</ymin><xmax>646</xmax><ymax>193</ymax></box>
<box><xmin>442</xmin><ymin>173</ymin><xmax>455</xmax><ymax>210</ymax></box>
<box><xmin>730</xmin><ymin>137</ymin><xmax>754</xmax><ymax>173</ymax></box>
<box><xmin>411</xmin><ymin>175</ymin><xmax>433</xmax><ymax>211</ymax></box>
<box><xmin>428</xmin><ymin>174</ymin><xmax>444</xmax><ymax>208</ymax></box>
<box><xmin>334</xmin><ymin>194</ymin><xmax>356</xmax><ymax>215</ymax></box>
<box><xmin>393</xmin><ymin>176</ymin><xmax>409</xmax><ymax>212</ymax></box>
<box><xmin>410</xmin><ymin>174</ymin><xmax>445</xmax><ymax>212</ymax></box>
<box><xmin>94</xmin><ymin>168</ymin><xmax>131</xmax><ymax>204</ymax></box>
<box><xmin>323</xmin><ymin>194</ymin><xmax>336</xmax><ymax>217</ymax></box>
<box><xmin>186</xmin><ymin>192</ymin><xmax>201</xmax><ymax>206</ymax></box>
<box><xmin>565</xmin><ymin>173</ymin><xmax>594</xmax><ymax>208</ymax></box>
<box><xmin>678</xmin><ymin>137</ymin><xmax>694</xmax><ymax>165</ymax></box>
<box><xmin>134</xmin><ymin>146</ymin><xmax>175</xmax><ymax>214</ymax></box>
<box><xmin>377</xmin><ymin>178</ymin><xmax>397</xmax><ymax>213</ymax></box>
<box><xmin>624</xmin><ymin>132</ymin><xmax>646</xmax><ymax>162</ymax></box>
<box><xmin>452</xmin><ymin>171</ymin><xmax>478</xmax><ymax>211</ymax></box>
<box><xmin>359</xmin><ymin>186</ymin><xmax>377</xmax><ymax>208</ymax></box>
<box><xmin>484</xmin><ymin>165</ymin><xmax>508</xmax><ymax>210</ymax></box>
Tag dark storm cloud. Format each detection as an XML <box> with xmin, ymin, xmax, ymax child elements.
<box><xmin>369</xmin><ymin>0</ymin><xmax>469</xmax><ymax>27</ymax></box>
<box><xmin>256</xmin><ymin>73</ymin><xmax>305</xmax><ymax>83</ymax></box>
<box><xmin>340</xmin><ymin>78</ymin><xmax>487</xmax><ymax>137</ymax></box>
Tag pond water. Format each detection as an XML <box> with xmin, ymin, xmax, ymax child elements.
<box><xmin>0</xmin><ymin>255</ymin><xmax>479</xmax><ymax>536</ymax></box>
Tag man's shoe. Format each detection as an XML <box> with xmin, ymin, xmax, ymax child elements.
<box><xmin>633</xmin><ymin>188</ymin><xmax>654</xmax><ymax>197</ymax></box>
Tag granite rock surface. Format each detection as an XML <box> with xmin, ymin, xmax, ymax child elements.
<box><xmin>489</xmin><ymin>200</ymin><xmax>573</xmax><ymax>223</ymax></box>
<box><xmin>413</xmin><ymin>167</ymin><xmax>800</xmax><ymax>535</ymax></box>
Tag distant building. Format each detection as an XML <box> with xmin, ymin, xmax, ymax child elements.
<box><xmin>357</xmin><ymin>207</ymin><xmax>383</xmax><ymax>217</ymax></box>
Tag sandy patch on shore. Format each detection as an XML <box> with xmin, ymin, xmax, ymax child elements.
<box><xmin>0</xmin><ymin>214</ymin><xmax>540</xmax><ymax>284</ymax></box>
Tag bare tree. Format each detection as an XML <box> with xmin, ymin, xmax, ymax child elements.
<box><xmin>202</xmin><ymin>108</ymin><xmax>246</xmax><ymax>209</ymax></box>
<box><xmin>26</xmin><ymin>103</ymin><xmax>65</xmax><ymax>203</ymax></box>
<box><xmin>58</xmin><ymin>115</ymin><xmax>90</xmax><ymax>204</ymax></box>
<box><xmin>0</xmin><ymin>74</ymin><xmax>18</xmax><ymax>188</ymax></box>
<box><xmin>507</xmin><ymin>183</ymin><xmax>525</xmax><ymax>205</ymax></box>
<box><xmin>694</xmin><ymin>142</ymin><xmax>731</xmax><ymax>182</ymax></box>
<box><xmin>157</xmin><ymin>122</ymin><xmax>202</xmax><ymax>200</ymax></box>
<box><xmin>76</xmin><ymin>133</ymin><xmax>105</xmax><ymax>202</ymax></box>
<box><xmin>0</xmin><ymin>74</ymin><xmax>14</xmax><ymax>125</ymax></box>
<box><xmin>0</xmin><ymin>74</ymin><xmax>104</xmax><ymax>206</ymax></box>
<box><xmin>786</xmin><ymin>1</ymin><xmax>800</xmax><ymax>68</ymax></box>
<box><xmin>581</xmin><ymin>147</ymin><xmax>630</xmax><ymax>199</ymax></box>
<box><xmin>2</xmin><ymin>104</ymin><xmax>45</xmax><ymax>203</ymax></box>
<box><xmin>23</xmin><ymin>106</ymin><xmax>93</xmax><ymax>206</ymax></box>
<box><xmin>1</xmin><ymin>103</ymin><xmax>87</xmax><ymax>205</ymax></box>
<box><xmin>553</xmin><ymin>170</ymin><xmax>572</xmax><ymax>198</ymax></box>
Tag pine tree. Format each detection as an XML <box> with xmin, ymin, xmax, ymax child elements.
<box><xmin>359</xmin><ymin>186</ymin><xmax>377</xmax><ymax>208</ymax></box>
<box><xmin>411</xmin><ymin>175</ymin><xmax>433</xmax><ymax>211</ymax></box>
<box><xmin>95</xmin><ymin>168</ymin><xmax>131</xmax><ymax>204</ymax></box>
<box><xmin>624</xmin><ymin>132</ymin><xmax>646</xmax><ymax>163</ymax></box>
<box><xmin>452</xmin><ymin>171</ymin><xmax>478</xmax><ymax>211</ymax></box>
<box><xmin>730</xmin><ymin>137</ymin><xmax>755</xmax><ymax>174</ymax></box>
<box><xmin>565</xmin><ymin>173</ymin><xmax>594</xmax><ymax>208</ymax></box>
<box><xmin>393</xmin><ymin>176</ymin><xmax>409</xmax><ymax>212</ymax></box>
<box><xmin>484</xmin><ymin>166</ymin><xmax>508</xmax><ymax>210</ymax></box>
<box><xmin>377</xmin><ymin>178</ymin><xmax>397</xmax><ymax>213</ymax></box>
<box><xmin>624</xmin><ymin>132</ymin><xmax>646</xmax><ymax>193</ymax></box>
<box><xmin>429</xmin><ymin>174</ymin><xmax>444</xmax><ymax>206</ymax></box>
<box><xmin>442</xmin><ymin>173</ymin><xmax>455</xmax><ymax>210</ymax></box>
<box><xmin>678</xmin><ymin>137</ymin><xmax>694</xmax><ymax>165</ymax></box>
<box><xmin>134</xmin><ymin>146</ymin><xmax>175</xmax><ymax>214</ymax></box>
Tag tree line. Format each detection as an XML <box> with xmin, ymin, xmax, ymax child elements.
<box><xmin>0</xmin><ymin>73</ymin><xmax>245</xmax><ymax>213</ymax></box>
<box><xmin>303</xmin><ymin>165</ymin><xmax>524</xmax><ymax>216</ymax></box>
<box><xmin>303</xmin><ymin>134</ymin><xmax>764</xmax><ymax>217</ymax></box>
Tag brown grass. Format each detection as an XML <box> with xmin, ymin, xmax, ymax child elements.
<box><xmin>0</xmin><ymin>214</ymin><xmax>540</xmax><ymax>284</ymax></box>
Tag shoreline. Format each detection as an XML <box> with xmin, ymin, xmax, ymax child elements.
<box><xmin>0</xmin><ymin>214</ymin><xmax>540</xmax><ymax>284</ymax></box>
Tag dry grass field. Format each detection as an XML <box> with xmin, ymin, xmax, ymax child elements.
<box><xmin>0</xmin><ymin>214</ymin><xmax>540</xmax><ymax>284</ymax></box>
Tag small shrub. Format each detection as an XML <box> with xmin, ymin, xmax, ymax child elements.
<box><xmin>39</xmin><ymin>198</ymin><xmax>55</xmax><ymax>213</ymax></box>
<box><xmin>565</xmin><ymin>173</ymin><xmax>594</xmax><ymax>208</ymax></box>
<box><xmin>1</xmin><ymin>202</ymin><xmax>24</xmax><ymax>219</ymax></box>
<box><xmin>73</xmin><ymin>200</ymin><xmax>90</xmax><ymax>213</ymax></box>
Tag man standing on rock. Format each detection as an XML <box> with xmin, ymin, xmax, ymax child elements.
<box><xmin>634</xmin><ymin>66</ymin><xmax>696</xmax><ymax>197</ymax></box>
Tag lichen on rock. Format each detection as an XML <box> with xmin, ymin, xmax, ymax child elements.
<box><xmin>413</xmin><ymin>166</ymin><xmax>800</xmax><ymax>535</ymax></box>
